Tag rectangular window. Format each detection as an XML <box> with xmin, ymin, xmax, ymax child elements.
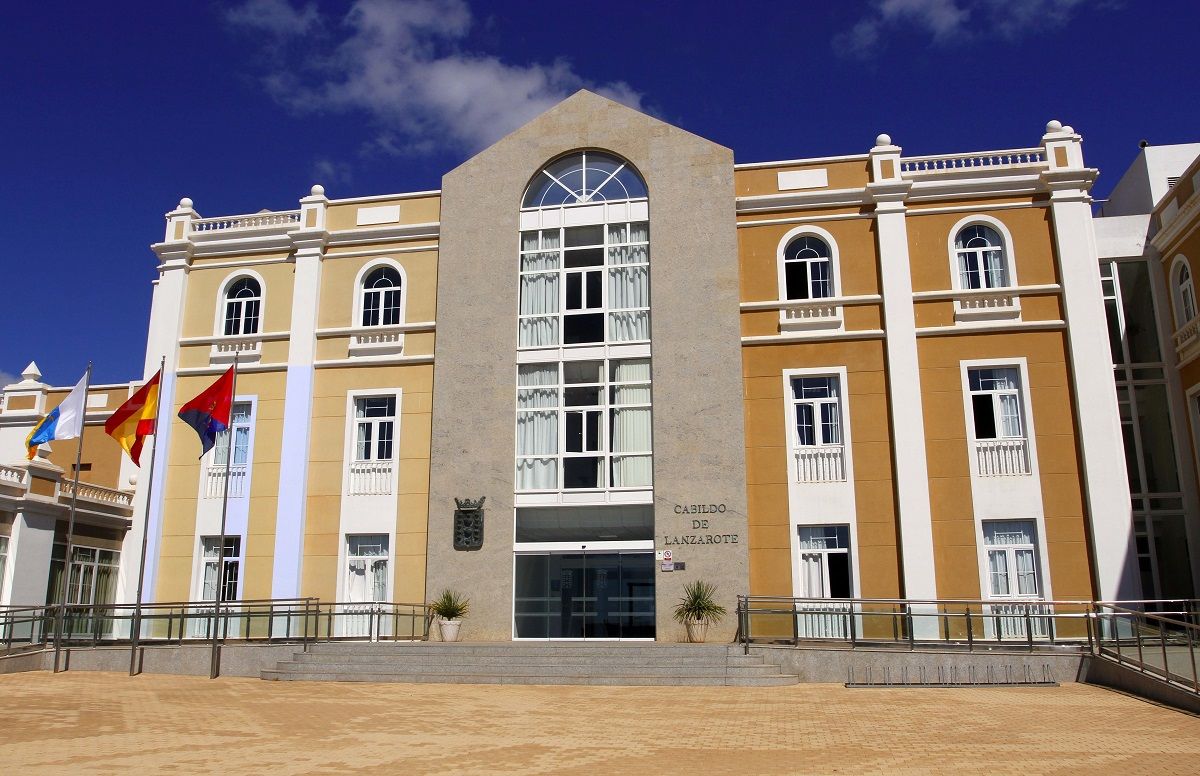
<box><xmin>345</xmin><ymin>534</ymin><xmax>389</xmax><ymax>603</ymax></box>
<box><xmin>968</xmin><ymin>368</ymin><xmax>1022</xmax><ymax>439</ymax></box>
<box><xmin>518</xmin><ymin>222</ymin><xmax>649</xmax><ymax>348</ymax></box>
<box><xmin>797</xmin><ymin>525</ymin><xmax>852</xmax><ymax>598</ymax></box>
<box><xmin>982</xmin><ymin>521</ymin><xmax>1040</xmax><ymax>599</ymax></box>
<box><xmin>46</xmin><ymin>544</ymin><xmax>121</xmax><ymax>607</ymax></box>
<box><xmin>201</xmin><ymin>537</ymin><xmax>240</xmax><ymax>602</ymax></box>
<box><xmin>516</xmin><ymin>359</ymin><xmax>652</xmax><ymax>491</ymax></box>
<box><xmin>355</xmin><ymin>397</ymin><xmax>396</xmax><ymax>461</ymax></box>
<box><xmin>791</xmin><ymin>377</ymin><xmax>842</xmax><ymax>446</ymax></box>
<box><xmin>213</xmin><ymin>402</ymin><xmax>253</xmax><ymax>466</ymax></box>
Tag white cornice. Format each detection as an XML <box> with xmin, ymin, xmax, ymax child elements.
<box><xmin>324</xmin><ymin>243</ymin><xmax>440</xmax><ymax>260</ymax></box>
<box><xmin>314</xmin><ymin>354</ymin><xmax>435</xmax><ymax>368</ymax></box>
<box><xmin>178</xmin><ymin>331</ymin><xmax>291</xmax><ymax>346</ymax></box>
<box><xmin>735</xmin><ymin>187</ymin><xmax>868</xmax><ymax>213</ymax></box>
<box><xmin>910</xmin><ymin>284</ymin><xmax>1062</xmax><ymax>301</ymax></box>
<box><xmin>326</xmin><ymin>222</ymin><xmax>441</xmax><ymax>246</ymax></box>
<box><xmin>328</xmin><ymin>189</ymin><xmax>441</xmax><ymax>205</ymax></box>
<box><xmin>734</xmin><ymin>153</ymin><xmax>870</xmax><ymax>170</ymax></box>
<box><xmin>740</xmin><ymin>294</ymin><xmax>882</xmax><ymax>311</ymax></box>
<box><xmin>1151</xmin><ymin>192</ymin><xmax>1200</xmax><ymax>255</ymax></box>
<box><xmin>315</xmin><ymin>322</ymin><xmax>435</xmax><ymax>338</ymax></box>
<box><xmin>741</xmin><ymin>328</ymin><xmax>885</xmax><ymax>345</ymax></box>
<box><xmin>176</xmin><ymin>363</ymin><xmax>287</xmax><ymax>376</ymax></box>
<box><xmin>914</xmin><ymin>319</ymin><xmax>1066</xmax><ymax>337</ymax></box>
<box><xmin>736</xmin><ymin>212</ymin><xmax>873</xmax><ymax>228</ymax></box>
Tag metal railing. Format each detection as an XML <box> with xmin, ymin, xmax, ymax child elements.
<box><xmin>1</xmin><ymin>598</ymin><xmax>434</xmax><ymax>673</ymax></box>
<box><xmin>1093</xmin><ymin>602</ymin><xmax>1200</xmax><ymax>694</ymax></box>
<box><xmin>736</xmin><ymin>596</ymin><xmax>1096</xmax><ymax>652</ymax></box>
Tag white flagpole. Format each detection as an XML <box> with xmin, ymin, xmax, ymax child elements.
<box><xmin>129</xmin><ymin>356</ymin><xmax>165</xmax><ymax>676</ymax></box>
<box><xmin>53</xmin><ymin>362</ymin><xmax>93</xmax><ymax>674</ymax></box>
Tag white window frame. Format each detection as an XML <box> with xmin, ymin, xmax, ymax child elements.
<box><xmin>343</xmin><ymin>533</ymin><xmax>391</xmax><ymax>604</ymax></box>
<box><xmin>515</xmin><ymin>359</ymin><xmax>653</xmax><ymax>497</ymax></box>
<box><xmin>210</xmin><ymin>270</ymin><xmax>267</xmax><ymax>363</ymax></box>
<box><xmin>946</xmin><ymin>215</ymin><xmax>1021</xmax><ymax>323</ymax></box>
<box><xmin>195</xmin><ymin>535</ymin><xmax>242</xmax><ymax>603</ymax></box>
<box><xmin>202</xmin><ymin>397</ymin><xmax>256</xmax><ymax>500</ymax></box>
<box><xmin>775</xmin><ymin>225</ymin><xmax>842</xmax><ymax>332</ymax></box>
<box><xmin>979</xmin><ymin>520</ymin><xmax>1043</xmax><ymax>600</ymax></box>
<box><xmin>783</xmin><ymin>367</ymin><xmax>851</xmax><ymax>484</ymax></box>
<box><xmin>350</xmin><ymin>260</ymin><xmax>408</xmax><ymax>357</ymax></box>
<box><xmin>1171</xmin><ymin>255</ymin><xmax>1197</xmax><ymax>329</ymax></box>
<box><xmin>795</xmin><ymin>525</ymin><xmax>853</xmax><ymax>599</ymax></box>
<box><xmin>342</xmin><ymin>389</ymin><xmax>402</xmax><ymax>498</ymax></box>
<box><xmin>961</xmin><ymin>361</ymin><xmax>1034</xmax><ymax>478</ymax></box>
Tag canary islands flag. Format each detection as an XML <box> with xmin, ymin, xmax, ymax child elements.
<box><xmin>104</xmin><ymin>370</ymin><xmax>161</xmax><ymax>466</ymax></box>
<box><xmin>25</xmin><ymin>372</ymin><xmax>88</xmax><ymax>459</ymax></box>
<box><xmin>178</xmin><ymin>367</ymin><xmax>234</xmax><ymax>457</ymax></box>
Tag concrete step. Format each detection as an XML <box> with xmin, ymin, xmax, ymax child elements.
<box><xmin>290</xmin><ymin>652</ymin><xmax>766</xmax><ymax>667</ymax></box>
<box><xmin>270</xmin><ymin>661</ymin><xmax>783</xmax><ymax>678</ymax></box>
<box><xmin>304</xmin><ymin>643</ymin><xmax>736</xmax><ymax>657</ymax></box>
<box><xmin>261</xmin><ymin>670</ymin><xmax>799</xmax><ymax>687</ymax></box>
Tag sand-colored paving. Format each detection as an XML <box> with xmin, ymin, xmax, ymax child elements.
<box><xmin>0</xmin><ymin>671</ymin><xmax>1198</xmax><ymax>774</ymax></box>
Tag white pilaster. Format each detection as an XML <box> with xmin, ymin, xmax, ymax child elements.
<box><xmin>1041</xmin><ymin>123</ymin><xmax>1141</xmax><ymax>600</ymax></box>
<box><xmin>122</xmin><ymin>198</ymin><xmax>194</xmax><ymax>605</ymax></box>
<box><xmin>271</xmin><ymin>185</ymin><xmax>328</xmax><ymax>598</ymax></box>
<box><xmin>868</xmin><ymin>134</ymin><xmax>939</xmax><ymax>602</ymax></box>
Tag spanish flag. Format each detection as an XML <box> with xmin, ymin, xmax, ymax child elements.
<box><xmin>104</xmin><ymin>370</ymin><xmax>161</xmax><ymax>466</ymax></box>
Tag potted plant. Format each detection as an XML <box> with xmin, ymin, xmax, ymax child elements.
<box><xmin>430</xmin><ymin>589</ymin><xmax>469</xmax><ymax>642</ymax></box>
<box><xmin>673</xmin><ymin>580</ymin><xmax>727</xmax><ymax>643</ymax></box>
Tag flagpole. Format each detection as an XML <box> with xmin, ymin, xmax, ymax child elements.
<box><xmin>210</xmin><ymin>353</ymin><xmax>239</xmax><ymax>680</ymax></box>
<box><xmin>129</xmin><ymin>356</ymin><xmax>165</xmax><ymax>676</ymax></box>
<box><xmin>53</xmin><ymin>361</ymin><xmax>93</xmax><ymax>674</ymax></box>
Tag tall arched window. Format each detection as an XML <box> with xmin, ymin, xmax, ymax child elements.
<box><xmin>1176</xmin><ymin>260</ymin><xmax>1197</xmax><ymax>326</ymax></box>
<box><xmin>361</xmin><ymin>266</ymin><xmax>403</xmax><ymax>327</ymax></box>
<box><xmin>955</xmin><ymin>225</ymin><xmax>1009</xmax><ymax>290</ymax></box>
<box><xmin>223</xmin><ymin>277</ymin><xmax>261</xmax><ymax>336</ymax></box>
<box><xmin>783</xmin><ymin>235</ymin><xmax>833</xmax><ymax>300</ymax></box>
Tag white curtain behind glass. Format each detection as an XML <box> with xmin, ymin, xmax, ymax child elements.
<box><xmin>800</xmin><ymin>553</ymin><xmax>824</xmax><ymax>597</ymax></box>
<box><xmin>517</xmin><ymin>365</ymin><xmax>559</xmax><ymax>489</ymax></box>
<box><xmin>608</xmin><ymin>223</ymin><xmax>650</xmax><ymax>342</ymax></box>
<box><xmin>611</xmin><ymin>360</ymin><xmax>652</xmax><ymax>487</ymax></box>
<box><xmin>519</xmin><ymin>231</ymin><xmax>561</xmax><ymax>348</ymax></box>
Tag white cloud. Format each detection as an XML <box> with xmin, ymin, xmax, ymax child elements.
<box><xmin>0</xmin><ymin>370</ymin><xmax>16</xmax><ymax>388</ymax></box>
<box><xmin>225</xmin><ymin>0</ymin><xmax>645</xmax><ymax>155</ymax></box>
<box><xmin>311</xmin><ymin>157</ymin><xmax>354</xmax><ymax>186</ymax></box>
<box><xmin>836</xmin><ymin>0</ymin><xmax>1096</xmax><ymax>57</ymax></box>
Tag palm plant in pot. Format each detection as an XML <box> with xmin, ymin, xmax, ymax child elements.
<box><xmin>673</xmin><ymin>580</ymin><xmax>727</xmax><ymax>643</ymax></box>
<box><xmin>430</xmin><ymin>589</ymin><xmax>469</xmax><ymax>642</ymax></box>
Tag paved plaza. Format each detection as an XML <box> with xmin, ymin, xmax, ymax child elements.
<box><xmin>0</xmin><ymin>672</ymin><xmax>1198</xmax><ymax>774</ymax></box>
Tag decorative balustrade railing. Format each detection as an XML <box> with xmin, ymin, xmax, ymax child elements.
<box><xmin>61</xmin><ymin>481</ymin><xmax>134</xmax><ymax>507</ymax></box>
<box><xmin>211</xmin><ymin>338</ymin><xmax>262</xmax><ymax>364</ymax></box>
<box><xmin>1173</xmin><ymin>317</ymin><xmax>1200</xmax><ymax>353</ymax></box>
<box><xmin>795</xmin><ymin>446</ymin><xmax>846</xmax><ymax>482</ymax></box>
<box><xmin>0</xmin><ymin>464</ymin><xmax>27</xmax><ymax>487</ymax></box>
<box><xmin>191</xmin><ymin>211</ymin><xmax>301</xmax><ymax>232</ymax></box>
<box><xmin>781</xmin><ymin>300</ymin><xmax>839</xmax><ymax>325</ymax></box>
<box><xmin>900</xmin><ymin>148</ymin><xmax>1047</xmax><ymax>175</ymax></box>
<box><xmin>974</xmin><ymin>438</ymin><xmax>1030</xmax><ymax>476</ymax></box>
<box><xmin>204</xmin><ymin>464</ymin><xmax>248</xmax><ymax>499</ymax></box>
<box><xmin>955</xmin><ymin>289</ymin><xmax>1018</xmax><ymax>314</ymax></box>
<box><xmin>347</xmin><ymin>460</ymin><xmax>394</xmax><ymax>496</ymax></box>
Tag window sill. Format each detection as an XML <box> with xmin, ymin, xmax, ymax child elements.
<box><xmin>779</xmin><ymin>301</ymin><xmax>842</xmax><ymax>332</ymax></box>
<box><xmin>210</xmin><ymin>338</ymin><xmax>262</xmax><ymax>365</ymax></box>
<box><xmin>953</xmin><ymin>291</ymin><xmax>1021</xmax><ymax>323</ymax></box>
<box><xmin>349</xmin><ymin>328</ymin><xmax>405</xmax><ymax>357</ymax></box>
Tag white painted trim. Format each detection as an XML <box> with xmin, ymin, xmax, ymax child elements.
<box><xmin>741</xmin><ymin>329</ymin><xmax>885</xmax><ymax>345</ymax></box>
<box><xmin>736</xmin><ymin>187</ymin><xmax>868</xmax><ymax>213</ymax></box>
<box><xmin>1169</xmin><ymin>255</ymin><xmax>1195</xmax><ymax>329</ymax></box>
<box><xmin>946</xmin><ymin>213</ymin><xmax>1021</xmax><ymax>287</ymax></box>
<box><xmin>775</xmin><ymin>223</ymin><xmax>842</xmax><ymax>300</ymax></box>
<box><xmin>176</xmin><ymin>363</ymin><xmax>287</xmax><ymax>376</ymax></box>
<box><xmin>179</xmin><ymin>331</ymin><xmax>291</xmax><ymax>346</ymax></box>
<box><xmin>734</xmin><ymin>153</ymin><xmax>870</xmax><ymax>170</ymax></box>
<box><xmin>957</xmin><ymin>358</ymin><xmax>1052</xmax><ymax>601</ymax></box>
<box><xmin>324</xmin><ymin>244</ymin><xmax>439</xmax><ymax>260</ymax></box>
<box><xmin>512</xmin><ymin>541</ymin><xmax>654</xmax><ymax>553</ymax></box>
<box><xmin>314</xmin><ymin>355</ymin><xmax>434</xmax><ymax>369</ymax></box>
<box><xmin>915</xmin><ymin>320</ymin><xmax>1065</xmax><ymax>337</ymax></box>
<box><xmin>781</xmin><ymin>366</ymin><xmax>862</xmax><ymax>600</ymax></box>
<box><xmin>316</xmin><ymin>322</ymin><xmax>435</xmax><ymax>338</ymax></box>
<box><xmin>326</xmin><ymin>222</ymin><xmax>440</xmax><ymax>246</ymax></box>
<box><xmin>737</xmin><ymin>213</ymin><xmax>874</xmax><ymax>229</ymax></box>
<box><xmin>911</xmin><ymin>284</ymin><xmax>1060</xmax><ymax>301</ymax></box>
<box><xmin>907</xmin><ymin>201</ymin><xmax>1048</xmax><ymax>216</ymax></box>
<box><xmin>341</xmin><ymin>388</ymin><xmax>403</xmax><ymax>499</ymax></box>
<box><xmin>351</xmin><ymin>259</ymin><xmax>409</xmax><ymax>331</ymax></box>
<box><xmin>328</xmin><ymin>189</ymin><xmax>441</xmax><ymax>205</ymax></box>
<box><xmin>741</xmin><ymin>294</ymin><xmax>881</xmax><ymax>311</ymax></box>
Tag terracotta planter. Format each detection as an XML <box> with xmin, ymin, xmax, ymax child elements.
<box><xmin>684</xmin><ymin>619</ymin><xmax>708</xmax><ymax>643</ymax></box>
<box><xmin>437</xmin><ymin>618</ymin><xmax>462</xmax><ymax>642</ymax></box>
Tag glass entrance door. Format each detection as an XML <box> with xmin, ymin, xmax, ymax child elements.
<box><xmin>514</xmin><ymin>552</ymin><xmax>654</xmax><ymax>639</ymax></box>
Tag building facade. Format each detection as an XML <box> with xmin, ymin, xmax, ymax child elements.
<box><xmin>2</xmin><ymin>92</ymin><xmax>1154</xmax><ymax>641</ymax></box>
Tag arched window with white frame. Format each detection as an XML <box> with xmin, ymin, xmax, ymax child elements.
<box><xmin>1174</xmin><ymin>257</ymin><xmax>1197</xmax><ymax>327</ymax></box>
<box><xmin>783</xmin><ymin>235</ymin><xmax>834</xmax><ymax>300</ymax></box>
<box><xmin>954</xmin><ymin>224</ymin><xmax>1009</xmax><ymax>290</ymax></box>
<box><xmin>361</xmin><ymin>265</ymin><xmax>404</xmax><ymax>328</ymax></box>
<box><xmin>223</xmin><ymin>277</ymin><xmax>261</xmax><ymax>336</ymax></box>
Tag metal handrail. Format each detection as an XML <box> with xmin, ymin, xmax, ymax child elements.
<box><xmin>1092</xmin><ymin>602</ymin><xmax>1200</xmax><ymax>695</ymax></box>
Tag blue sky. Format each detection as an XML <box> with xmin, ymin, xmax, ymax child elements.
<box><xmin>3</xmin><ymin>0</ymin><xmax>1198</xmax><ymax>387</ymax></box>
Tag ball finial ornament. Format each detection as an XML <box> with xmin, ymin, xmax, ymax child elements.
<box><xmin>1046</xmin><ymin>120</ymin><xmax>1063</xmax><ymax>133</ymax></box>
<box><xmin>179</xmin><ymin>197</ymin><xmax>193</xmax><ymax>209</ymax></box>
<box><xmin>311</xmin><ymin>184</ymin><xmax>325</xmax><ymax>196</ymax></box>
<box><xmin>875</xmin><ymin>133</ymin><xmax>892</xmax><ymax>147</ymax></box>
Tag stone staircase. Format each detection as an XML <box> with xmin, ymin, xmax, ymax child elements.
<box><xmin>261</xmin><ymin>642</ymin><xmax>798</xmax><ymax>686</ymax></box>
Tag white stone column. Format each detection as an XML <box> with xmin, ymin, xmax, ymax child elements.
<box><xmin>868</xmin><ymin>135</ymin><xmax>939</xmax><ymax>604</ymax></box>
<box><xmin>271</xmin><ymin>186</ymin><xmax>328</xmax><ymax>598</ymax></box>
<box><xmin>1042</xmin><ymin>122</ymin><xmax>1141</xmax><ymax>600</ymax></box>
<box><xmin>122</xmin><ymin>198</ymin><xmax>195</xmax><ymax>605</ymax></box>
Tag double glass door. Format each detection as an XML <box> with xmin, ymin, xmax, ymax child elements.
<box><xmin>515</xmin><ymin>552</ymin><xmax>654</xmax><ymax>639</ymax></box>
